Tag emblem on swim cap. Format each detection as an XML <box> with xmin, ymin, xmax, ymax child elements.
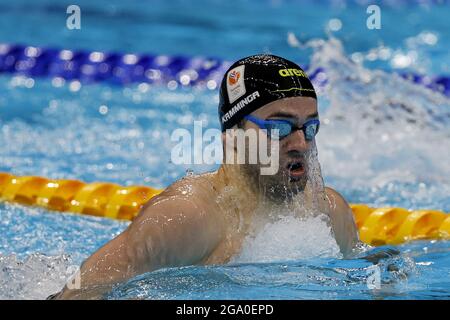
<box><xmin>218</xmin><ymin>54</ymin><xmax>317</xmax><ymax>131</ymax></box>
<box><xmin>228</xmin><ymin>69</ymin><xmax>240</xmax><ymax>85</ymax></box>
<box><xmin>226</xmin><ymin>65</ymin><xmax>246</xmax><ymax>104</ymax></box>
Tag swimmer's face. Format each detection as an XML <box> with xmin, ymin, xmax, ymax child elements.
<box><xmin>241</xmin><ymin>96</ymin><xmax>318</xmax><ymax>198</ymax></box>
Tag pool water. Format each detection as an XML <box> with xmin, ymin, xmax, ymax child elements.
<box><xmin>0</xmin><ymin>0</ymin><xmax>449</xmax><ymax>299</ymax></box>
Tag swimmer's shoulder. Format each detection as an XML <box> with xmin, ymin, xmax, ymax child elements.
<box><xmin>139</xmin><ymin>172</ymin><xmax>220</xmax><ymax>217</ymax></box>
<box><xmin>126</xmin><ymin>173</ymin><xmax>227</xmax><ymax>270</ymax></box>
<box><xmin>324</xmin><ymin>186</ymin><xmax>359</xmax><ymax>256</ymax></box>
<box><xmin>164</xmin><ymin>172</ymin><xmax>218</xmax><ymax>199</ymax></box>
<box><xmin>323</xmin><ymin>186</ymin><xmax>356</xmax><ymax>226</ymax></box>
<box><xmin>324</xmin><ymin>186</ymin><xmax>350</xmax><ymax>211</ymax></box>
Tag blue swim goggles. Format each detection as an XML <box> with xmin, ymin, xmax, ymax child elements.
<box><xmin>244</xmin><ymin>115</ymin><xmax>320</xmax><ymax>141</ymax></box>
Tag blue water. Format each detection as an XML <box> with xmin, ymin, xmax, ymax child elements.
<box><xmin>1</xmin><ymin>0</ymin><xmax>450</xmax><ymax>74</ymax></box>
<box><xmin>0</xmin><ymin>0</ymin><xmax>449</xmax><ymax>299</ymax></box>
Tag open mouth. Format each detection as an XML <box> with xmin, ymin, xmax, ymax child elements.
<box><xmin>287</xmin><ymin>161</ymin><xmax>305</xmax><ymax>178</ymax></box>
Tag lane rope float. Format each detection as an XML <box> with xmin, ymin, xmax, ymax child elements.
<box><xmin>1</xmin><ymin>43</ymin><xmax>449</xmax><ymax>96</ymax></box>
<box><xmin>0</xmin><ymin>172</ymin><xmax>162</xmax><ymax>221</ymax></box>
<box><xmin>1</xmin><ymin>172</ymin><xmax>449</xmax><ymax>245</ymax></box>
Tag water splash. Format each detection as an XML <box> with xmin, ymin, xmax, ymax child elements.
<box><xmin>300</xmin><ymin>36</ymin><xmax>450</xmax><ymax>210</ymax></box>
<box><xmin>105</xmin><ymin>241</ymin><xmax>439</xmax><ymax>300</ymax></box>
<box><xmin>0</xmin><ymin>253</ymin><xmax>75</xmax><ymax>300</ymax></box>
<box><xmin>232</xmin><ymin>214</ymin><xmax>342</xmax><ymax>263</ymax></box>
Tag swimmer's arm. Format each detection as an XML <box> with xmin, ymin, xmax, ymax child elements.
<box><xmin>52</xmin><ymin>230</ymin><xmax>134</xmax><ymax>299</ymax></box>
<box><xmin>325</xmin><ymin>187</ymin><xmax>360</xmax><ymax>257</ymax></box>
<box><xmin>53</xmin><ymin>197</ymin><xmax>224</xmax><ymax>299</ymax></box>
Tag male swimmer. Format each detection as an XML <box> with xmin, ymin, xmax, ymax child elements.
<box><xmin>52</xmin><ymin>54</ymin><xmax>359</xmax><ymax>299</ymax></box>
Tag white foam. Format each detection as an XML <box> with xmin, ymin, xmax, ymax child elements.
<box><xmin>0</xmin><ymin>253</ymin><xmax>74</xmax><ymax>300</ymax></box>
<box><xmin>299</xmin><ymin>37</ymin><xmax>450</xmax><ymax>209</ymax></box>
<box><xmin>232</xmin><ymin>214</ymin><xmax>342</xmax><ymax>263</ymax></box>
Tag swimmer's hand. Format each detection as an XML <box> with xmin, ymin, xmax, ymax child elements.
<box><xmin>54</xmin><ymin>192</ymin><xmax>224</xmax><ymax>299</ymax></box>
<box><xmin>46</xmin><ymin>292</ymin><xmax>60</xmax><ymax>300</ymax></box>
<box><xmin>361</xmin><ymin>247</ymin><xmax>401</xmax><ymax>264</ymax></box>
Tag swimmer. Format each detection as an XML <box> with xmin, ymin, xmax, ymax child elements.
<box><xmin>51</xmin><ymin>54</ymin><xmax>360</xmax><ymax>299</ymax></box>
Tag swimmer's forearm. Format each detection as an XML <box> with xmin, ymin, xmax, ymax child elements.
<box><xmin>53</xmin><ymin>285</ymin><xmax>111</xmax><ymax>300</ymax></box>
<box><xmin>55</xmin><ymin>231</ymin><xmax>138</xmax><ymax>300</ymax></box>
<box><xmin>54</xmin><ymin>267</ymin><xmax>131</xmax><ymax>300</ymax></box>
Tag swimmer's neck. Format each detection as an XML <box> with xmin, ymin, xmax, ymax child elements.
<box><xmin>214</xmin><ymin>163</ymin><xmax>260</xmax><ymax>211</ymax></box>
<box><xmin>211</xmin><ymin>164</ymin><xmax>317</xmax><ymax>219</ymax></box>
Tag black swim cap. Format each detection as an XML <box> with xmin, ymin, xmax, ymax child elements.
<box><xmin>218</xmin><ymin>54</ymin><xmax>317</xmax><ymax>131</ymax></box>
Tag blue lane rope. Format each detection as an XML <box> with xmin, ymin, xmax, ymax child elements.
<box><xmin>1</xmin><ymin>43</ymin><xmax>449</xmax><ymax>96</ymax></box>
<box><xmin>0</xmin><ymin>43</ymin><xmax>232</xmax><ymax>88</ymax></box>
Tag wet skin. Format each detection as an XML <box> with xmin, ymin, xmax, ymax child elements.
<box><xmin>54</xmin><ymin>96</ymin><xmax>359</xmax><ymax>299</ymax></box>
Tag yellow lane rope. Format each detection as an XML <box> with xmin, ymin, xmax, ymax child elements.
<box><xmin>1</xmin><ymin>172</ymin><xmax>449</xmax><ymax>246</ymax></box>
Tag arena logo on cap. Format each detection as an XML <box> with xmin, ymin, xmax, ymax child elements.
<box><xmin>278</xmin><ymin>68</ymin><xmax>308</xmax><ymax>78</ymax></box>
<box><xmin>227</xmin><ymin>65</ymin><xmax>246</xmax><ymax>104</ymax></box>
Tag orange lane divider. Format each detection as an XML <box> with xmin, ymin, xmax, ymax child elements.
<box><xmin>1</xmin><ymin>172</ymin><xmax>449</xmax><ymax>245</ymax></box>
<box><xmin>0</xmin><ymin>172</ymin><xmax>162</xmax><ymax>221</ymax></box>
<box><xmin>350</xmin><ymin>204</ymin><xmax>450</xmax><ymax>246</ymax></box>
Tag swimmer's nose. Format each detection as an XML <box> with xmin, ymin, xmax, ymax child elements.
<box><xmin>284</xmin><ymin>129</ymin><xmax>309</xmax><ymax>153</ymax></box>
